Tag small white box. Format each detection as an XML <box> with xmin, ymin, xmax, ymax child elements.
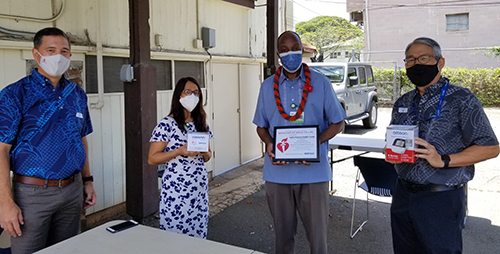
<box><xmin>385</xmin><ymin>125</ymin><xmax>418</xmax><ymax>163</ymax></box>
<box><xmin>187</xmin><ymin>132</ymin><xmax>209</xmax><ymax>152</ymax></box>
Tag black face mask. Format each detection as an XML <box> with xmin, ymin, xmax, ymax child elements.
<box><xmin>406</xmin><ymin>63</ymin><xmax>440</xmax><ymax>87</ymax></box>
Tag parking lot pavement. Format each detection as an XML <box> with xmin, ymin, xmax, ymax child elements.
<box><xmin>207</xmin><ymin>107</ymin><xmax>500</xmax><ymax>254</ymax></box>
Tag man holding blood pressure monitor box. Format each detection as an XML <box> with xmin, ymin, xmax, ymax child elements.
<box><xmin>388</xmin><ymin>37</ymin><xmax>499</xmax><ymax>254</ymax></box>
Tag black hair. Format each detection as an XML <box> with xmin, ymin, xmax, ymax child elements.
<box><xmin>33</xmin><ymin>27</ymin><xmax>71</xmax><ymax>49</ymax></box>
<box><xmin>169</xmin><ymin>77</ymin><xmax>208</xmax><ymax>133</ymax></box>
<box><xmin>277</xmin><ymin>30</ymin><xmax>303</xmax><ymax>50</ymax></box>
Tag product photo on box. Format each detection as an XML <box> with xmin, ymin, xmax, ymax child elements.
<box><xmin>385</xmin><ymin>125</ymin><xmax>418</xmax><ymax>163</ymax></box>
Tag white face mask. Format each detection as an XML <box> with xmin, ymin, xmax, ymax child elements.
<box><xmin>36</xmin><ymin>50</ymin><xmax>70</xmax><ymax>77</ymax></box>
<box><xmin>179</xmin><ymin>94</ymin><xmax>200</xmax><ymax>112</ymax></box>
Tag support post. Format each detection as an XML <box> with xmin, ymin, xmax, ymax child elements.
<box><xmin>125</xmin><ymin>0</ymin><xmax>158</xmax><ymax>222</ymax></box>
<box><xmin>265</xmin><ymin>0</ymin><xmax>280</xmax><ymax>79</ymax></box>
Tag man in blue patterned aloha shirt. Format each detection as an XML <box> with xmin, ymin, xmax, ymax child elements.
<box><xmin>389</xmin><ymin>37</ymin><xmax>499</xmax><ymax>254</ymax></box>
<box><xmin>0</xmin><ymin>27</ymin><xmax>95</xmax><ymax>254</ymax></box>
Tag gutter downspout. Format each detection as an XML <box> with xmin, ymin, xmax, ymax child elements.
<box><xmin>198</xmin><ymin>0</ymin><xmax>212</xmax><ymax>107</ymax></box>
<box><xmin>90</xmin><ymin>0</ymin><xmax>105</xmax><ymax>109</ymax></box>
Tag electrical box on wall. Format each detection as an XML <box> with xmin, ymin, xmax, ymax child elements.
<box><xmin>154</xmin><ymin>34</ymin><xmax>163</xmax><ymax>47</ymax></box>
<box><xmin>120</xmin><ymin>64</ymin><xmax>134</xmax><ymax>82</ymax></box>
<box><xmin>202</xmin><ymin>27</ymin><xmax>215</xmax><ymax>49</ymax></box>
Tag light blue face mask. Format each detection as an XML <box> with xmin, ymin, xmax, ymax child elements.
<box><xmin>279</xmin><ymin>50</ymin><xmax>303</xmax><ymax>73</ymax></box>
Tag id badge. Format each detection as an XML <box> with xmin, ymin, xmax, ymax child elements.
<box><xmin>398</xmin><ymin>107</ymin><xmax>408</xmax><ymax>113</ymax></box>
<box><xmin>290</xmin><ymin>111</ymin><xmax>304</xmax><ymax>123</ymax></box>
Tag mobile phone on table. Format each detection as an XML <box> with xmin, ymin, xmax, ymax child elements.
<box><xmin>106</xmin><ymin>220</ymin><xmax>139</xmax><ymax>233</ymax></box>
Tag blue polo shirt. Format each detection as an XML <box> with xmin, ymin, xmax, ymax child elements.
<box><xmin>0</xmin><ymin>69</ymin><xmax>93</xmax><ymax>179</ymax></box>
<box><xmin>253</xmin><ymin>66</ymin><xmax>346</xmax><ymax>184</ymax></box>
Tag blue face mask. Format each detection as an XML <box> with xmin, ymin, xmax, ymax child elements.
<box><xmin>279</xmin><ymin>50</ymin><xmax>303</xmax><ymax>73</ymax></box>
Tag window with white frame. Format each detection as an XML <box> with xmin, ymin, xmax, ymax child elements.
<box><xmin>446</xmin><ymin>13</ymin><xmax>469</xmax><ymax>31</ymax></box>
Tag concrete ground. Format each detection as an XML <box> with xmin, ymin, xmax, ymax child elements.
<box><xmin>206</xmin><ymin>107</ymin><xmax>500</xmax><ymax>254</ymax></box>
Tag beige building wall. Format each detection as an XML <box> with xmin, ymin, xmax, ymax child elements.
<box><xmin>0</xmin><ymin>0</ymin><xmax>292</xmax><ymax>213</ymax></box>
<box><xmin>347</xmin><ymin>0</ymin><xmax>500</xmax><ymax>68</ymax></box>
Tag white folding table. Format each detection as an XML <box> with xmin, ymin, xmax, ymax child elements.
<box><xmin>329</xmin><ymin>134</ymin><xmax>385</xmax><ymax>154</ymax></box>
<box><xmin>35</xmin><ymin>220</ymin><xmax>264</xmax><ymax>254</ymax></box>
<box><xmin>328</xmin><ymin>134</ymin><xmax>386</xmax><ymax>191</ymax></box>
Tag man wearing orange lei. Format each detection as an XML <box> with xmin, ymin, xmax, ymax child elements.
<box><xmin>253</xmin><ymin>31</ymin><xmax>346</xmax><ymax>254</ymax></box>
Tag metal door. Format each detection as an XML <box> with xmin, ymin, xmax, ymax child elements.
<box><xmin>239</xmin><ymin>64</ymin><xmax>263</xmax><ymax>164</ymax></box>
<box><xmin>346</xmin><ymin>67</ymin><xmax>360</xmax><ymax>115</ymax></box>
<box><xmin>212</xmin><ymin>63</ymin><xmax>241</xmax><ymax>175</ymax></box>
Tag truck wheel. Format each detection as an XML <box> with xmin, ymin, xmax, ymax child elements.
<box><xmin>363</xmin><ymin>101</ymin><xmax>377</xmax><ymax>129</ymax></box>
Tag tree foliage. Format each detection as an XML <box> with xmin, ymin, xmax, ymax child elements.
<box><xmin>295</xmin><ymin>16</ymin><xmax>362</xmax><ymax>55</ymax></box>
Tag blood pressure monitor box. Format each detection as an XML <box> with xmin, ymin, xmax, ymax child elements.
<box><xmin>385</xmin><ymin>125</ymin><xmax>418</xmax><ymax>163</ymax></box>
<box><xmin>187</xmin><ymin>132</ymin><xmax>210</xmax><ymax>152</ymax></box>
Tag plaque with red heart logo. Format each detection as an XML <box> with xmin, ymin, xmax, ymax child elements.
<box><xmin>273</xmin><ymin>125</ymin><xmax>320</xmax><ymax>162</ymax></box>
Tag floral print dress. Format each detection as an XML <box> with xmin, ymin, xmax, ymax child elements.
<box><xmin>149</xmin><ymin>116</ymin><xmax>213</xmax><ymax>239</ymax></box>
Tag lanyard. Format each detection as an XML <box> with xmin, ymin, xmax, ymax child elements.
<box><xmin>412</xmin><ymin>81</ymin><xmax>449</xmax><ymax>122</ymax></box>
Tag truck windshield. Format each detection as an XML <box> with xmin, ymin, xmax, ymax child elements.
<box><xmin>309</xmin><ymin>66</ymin><xmax>345</xmax><ymax>83</ymax></box>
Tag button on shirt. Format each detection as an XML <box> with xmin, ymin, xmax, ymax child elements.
<box><xmin>390</xmin><ymin>77</ymin><xmax>498</xmax><ymax>186</ymax></box>
<box><xmin>0</xmin><ymin>69</ymin><xmax>93</xmax><ymax>179</ymax></box>
<box><xmin>253</xmin><ymin>66</ymin><xmax>346</xmax><ymax>184</ymax></box>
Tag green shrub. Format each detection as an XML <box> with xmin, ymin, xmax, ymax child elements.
<box><xmin>373</xmin><ymin>67</ymin><xmax>500</xmax><ymax>107</ymax></box>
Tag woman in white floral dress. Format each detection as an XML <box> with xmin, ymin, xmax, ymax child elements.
<box><xmin>148</xmin><ymin>77</ymin><xmax>213</xmax><ymax>239</ymax></box>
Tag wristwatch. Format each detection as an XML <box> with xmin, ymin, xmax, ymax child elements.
<box><xmin>441</xmin><ymin>155</ymin><xmax>451</xmax><ymax>169</ymax></box>
<box><xmin>83</xmin><ymin>175</ymin><xmax>94</xmax><ymax>183</ymax></box>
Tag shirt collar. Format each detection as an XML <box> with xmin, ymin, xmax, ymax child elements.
<box><xmin>279</xmin><ymin>66</ymin><xmax>305</xmax><ymax>86</ymax></box>
<box><xmin>30</xmin><ymin>68</ymin><xmax>68</xmax><ymax>89</ymax></box>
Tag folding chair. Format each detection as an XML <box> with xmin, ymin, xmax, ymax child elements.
<box><xmin>350</xmin><ymin>154</ymin><xmax>398</xmax><ymax>238</ymax></box>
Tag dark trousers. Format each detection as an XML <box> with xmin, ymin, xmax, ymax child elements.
<box><xmin>265</xmin><ymin>181</ymin><xmax>329</xmax><ymax>254</ymax></box>
<box><xmin>391</xmin><ymin>179</ymin><xmax>466</xmax><ymax>254</ymax></box>
<box><xmin>10</xmin><ymin>174</ymin><xmax>83</xmax><ymax>254</ymax></box>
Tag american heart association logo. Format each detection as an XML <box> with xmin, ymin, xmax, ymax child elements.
<box><xmin>277</xmin><ymin>138</ymin><xmax>289</xmax><ymax>153</ymax></box>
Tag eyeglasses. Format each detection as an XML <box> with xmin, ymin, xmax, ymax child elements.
<box><xmin>183</xmin><ymin>89</ymin><xmax>200</xmax><ymax>97</ymax></box>
<box><xmin>403</xmin><ymin>54</ymin><xmax>437</xmax><ymax>66</ymax></box>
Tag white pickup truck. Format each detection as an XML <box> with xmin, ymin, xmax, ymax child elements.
<box><xmin>309</xmin><ymin>62</ymin><xmax>378</xmax><ymax>129</ymax></box>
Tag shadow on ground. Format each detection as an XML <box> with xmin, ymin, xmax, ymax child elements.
<box><xmin>208</xmin><ymin>188</ymin><xmax>393</xmax><ymax>254</ymax></box>
<box><xmin>207</xmin><ymin>188</ymin><xmax>500</xmax><ymax>254</ymax></box>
